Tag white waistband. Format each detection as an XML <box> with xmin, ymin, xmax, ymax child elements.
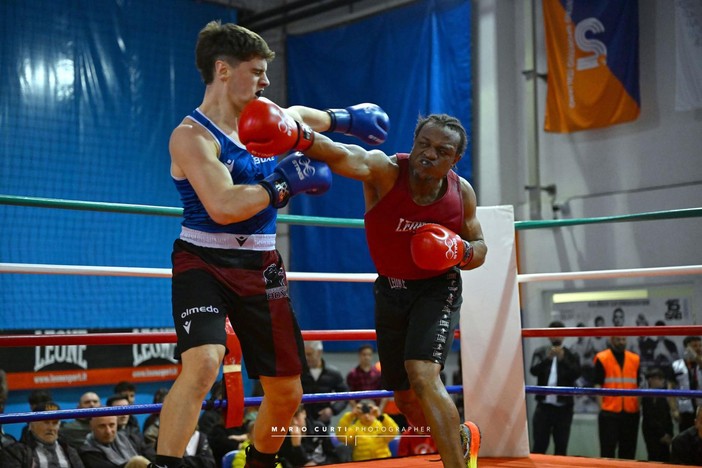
<box><xmin>180</xmin><ymin>226</ymin><xmax>276</xmax><ymax>251</ymax></box>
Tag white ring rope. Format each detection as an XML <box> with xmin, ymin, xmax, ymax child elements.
<box><xmin>517</xmin><ymin>264</ymin><xmax>702</xmax><ymax>282</ymax></box>
<box><xmin>0</xmin><ymin>262</ymin><xmax>700</xmax><ymax>282</ymax></box>
<box><xmin>0</xmin><ymin>263</ymin><xmax>377</xmax><ymax>282</ymax></box>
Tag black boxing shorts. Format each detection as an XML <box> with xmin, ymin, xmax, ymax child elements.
<box><xmin>374</xmin><ymin>268</ymin><xmax>463</xmax><ymax>391</ymax></box>
<box><xmin>171</xmin><ymin>239</ymin><xmax>305</xmax><ymax>378</ymax></box>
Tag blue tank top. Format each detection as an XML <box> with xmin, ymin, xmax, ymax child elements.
<box><xmin>172</xmin><ymin>109</ymin><xmax>278</xmax><ymax>236</ymax></box>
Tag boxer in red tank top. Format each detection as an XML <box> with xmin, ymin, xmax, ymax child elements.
<box><xmin>237</xmin><ymin>107</ymin><xmax>487</xmax><ymax>468</ymax></box>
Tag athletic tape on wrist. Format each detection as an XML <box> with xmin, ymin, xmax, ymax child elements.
<box><xmin>459</xmin><ymin>241</ymin><xmax>474</xmax><ymax>268</ymax></box>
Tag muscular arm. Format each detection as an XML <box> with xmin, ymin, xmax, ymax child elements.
<box><xmin>169</xmin><ymin>122</ymin><xmax>270</xmax><ymax>225</ymax></box>
<box><xmin>286</xmin><ymin>105</ymin><xmax>332</xmax><ymax>132</ymax></box>
<box><xmin>458</xmin><ymin>178</ymin><xmax>487</xmax><ymax>270</ymax></box>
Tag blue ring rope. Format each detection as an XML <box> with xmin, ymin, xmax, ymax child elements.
<box><xmin>2</xmin><ymin>385</ymin><xmax>700</xmax><ymax>425</ymax></box>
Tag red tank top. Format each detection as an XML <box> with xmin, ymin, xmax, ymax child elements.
<box><xmin>364</xmin><ymin>154</ymin><xmax>464</xmax><ymax>279</ymax></box>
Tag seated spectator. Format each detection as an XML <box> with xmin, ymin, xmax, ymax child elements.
<box><xmin>0</xmin><ymin>368</ymin><xmax>17</xmax><ymax>452</ymax></box>
<box><xmin>142</xmin><ymin>387</ymin><xmax>169</xmax><ymax>446</ymax></box>
<box><xmin>671</xmin><ymin>406</ymin><xmax>702</xmax><ymax>465</ymax></box>
<box><xmin>1</xmin><ymin>430</ymin><xmax>16</xmax><ymax>452</ymax></box>
<box><xmin>28</xmin><ymin>389</ymin><xmax>54</xmax><ymax>411</ymax></box>
<box><xmin>198</xmin><ymin>380</ymin><xmax>249</xmax><ymax>465</ymax></box>
<box><xmin>181</xmin><ymin>428</ymin><xmax>216</xmax><ymax>468</ymax></box>
<box><xmin>337</xmin><ymin>400</ymin><xmax>399</xmax><ymax>461</ymax></box>
<box><xmin>278</xmin><ymin>405</ymin><xmax>349</xmax><ymax>467</ymax></box>
<box><xmin>60</xmin><ymin>391</ymin><xmax>101</xmax><ymax>449</ymax></box>
<box><xmin>79</xmin><ymin>415</ymin><xmax>152</xmax><ymax>467</ymax></box>
<box><xmin>20</xmin><ymin>388</ymin><xmax>54</xmax><ymax>441</ymax></box>
<box><xmin>301</xmin><ymin>341</ymin><xmax>348</xmax><ymax>425</ymax></box>
<box><xmin>114</xmin><ymin>381</ymin><xmax>141</xmax><ymax>436</ymax></box>
<box><xmin>397</xmin><ymin>425</ymin><xmax>437</xmax><ymax>457</ymax></box>
<box><xmin>106</xmin><ymin>393</ymin><xmax>144</xmax><ymax>448</ymax></box>
<box><xmin>0</xmin><ymin>401</ymin><xmax>85</xmax><ymax>467</ymax></box>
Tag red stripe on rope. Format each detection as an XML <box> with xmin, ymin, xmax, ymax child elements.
<box><xmin>521</xmin><ymin>325</ymin><xmax>702</xmax><ymax>338</ymax></box>
<box><xmin>1</xmin><ymin>326</ymin><xmax>701</xmax><ymax>347</ymax></box>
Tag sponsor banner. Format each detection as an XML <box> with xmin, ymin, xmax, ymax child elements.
<box><xmin>542</xmin><ymin>0</ymin><xmax>640</xmax><ymax>132</ymax></box>
<box><xmin>0</xmin><ymin>328</ymin><xmax>180</xmax><ymax>390</ymax></box>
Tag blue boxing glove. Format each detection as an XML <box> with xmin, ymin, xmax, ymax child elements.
<box><xmin>259</xmin><ymin>152</ymin><xmax>332</xmax><ymax>208</ymax></box>
<box><xmin>326</xmin><ymin>103</ymin><xmax>389</xmax><ymax>145</ymax></box>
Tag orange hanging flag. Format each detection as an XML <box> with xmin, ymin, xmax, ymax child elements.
<box><xmin>543</xmin><ymin>0</ymin><xmax>640</xmax><ymax>133</ymax></box>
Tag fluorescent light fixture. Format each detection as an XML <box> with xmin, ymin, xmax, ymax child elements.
<box><xmin>552</xmin><ymin>289</ymin><xmax>649</xmax><ymax>304</ymax></box>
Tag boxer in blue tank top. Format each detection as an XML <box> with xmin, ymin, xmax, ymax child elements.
<box><xmin>155</xmin><ymin>21</ymin><xmax>389</xmax><ymax>468</ymax></box>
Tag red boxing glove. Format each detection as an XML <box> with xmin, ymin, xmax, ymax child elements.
<box><xmin>410</xmin><ymin>223</ymin><xmax>474</xmax><ymax>271</ymax></box>
<box><xmin>239</xmin><ymin>98</ymin><xmax>314</xmax><ymax>157</ymax></box>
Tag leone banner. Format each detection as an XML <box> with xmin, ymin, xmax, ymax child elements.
<box><xmin>542</xmin><ymin>0</ymin><xmax>640</xmax><ymax>132</ymax></box>
<box><xmin>0</xmin><ymin>328</ymin><xmax>180</xmax><ymax>390</ymax></box>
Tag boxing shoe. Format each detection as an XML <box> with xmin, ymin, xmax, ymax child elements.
<box><xmin>244</xmin><ymin>444</ymin><xmax>281</xmax><ymax>468</ymax></box>
<box><xmin>460</xmin><ymin>420</ymin><xmax>481</xmax><ymax>468</ymax></box>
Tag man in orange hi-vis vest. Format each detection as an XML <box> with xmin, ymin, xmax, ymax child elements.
<box><xmin>594</xmin><ymin>336</ymin><xmax>641</xmax><ymax>459</ymax></box>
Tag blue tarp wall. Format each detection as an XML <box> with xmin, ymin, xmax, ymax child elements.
<box><xmin>0</xmin><ymin>0</ymin><xmax>236</xmax><ymax>439</ymax></box>
<box><xmin>0</xmin><ymin>0</ymin><xmax>471</xmax><ymax>435</ymax></box>
<box><xmin>286</xmin><ymin>0</ymin><xmax>473</xmax><ymax>350</ymax></box>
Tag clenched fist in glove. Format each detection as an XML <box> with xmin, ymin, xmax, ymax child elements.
<box><xmin>239</xmin><ymin>98</ymin><xmax>314</xmax><ymax>157</ymax></box>
<box><xmin>326</xmin><ymin>103</ymin><xmax>389</xmax><ymax>145</ymax></box>
<box><xmin>260</xmin><ymin>152</ymin><xmax>332</xmax><ymax>208</ymax></box>
<box><xmin>410</xmin><ymin>223</ymin><xmax>474</xmax><ymax>271</ymax></box>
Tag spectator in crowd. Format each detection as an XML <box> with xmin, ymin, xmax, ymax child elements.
<box><xmin>114</xmin><ymin>381</ymin><xmax>141</xmax><ymax>439</ymax></box>
<box><xmin>337</xmin><ymin>400</ymin><xmax>399</xmax><ymax>461</ymax></box>
<box><xmin>180</xmin><ymin>428</ymin><xmax>216</xmax><ymax>468</ymax></box>
<box><xmin>646</xmin><ymin>321</ymin><xmax>680</xmax><ymax>376</ymax></box>
<box><xmin>641</xmin><ymin>367</ymin><xmax>673</xmax><ymax>462</ymax></box>
<box><xmin>300</xmin><ymin>341</ymin><xmax>348</xmax><ymax>425</ymax></box>
<box><xmin>346</xmin><ymin>344</ymin><xmax>383</xmax><ymax>408</ymax></box>
<box><xmin>594</xmin><ymin>336</ymin><xmax>641</xmax><ymax>459</ymax></box>
<box><xmin>529</xmin><ymin>320</ymin><xmax>581</xmax><ymax>455</ymax></box>
<box><xmin>20</xmin><ymin>389</ymin><xmax>55</xmax><ymax>441</ymax></box>
<box><xmin>612</xmin><ymin>308</ymin><xmax>625</xmax><ymax>327</ymax></box>
<box><xmin>114</xmin><ymin>382</ymin><xmax>136</xmax><ymax>405</ymax></box>
<box><xmin>28</xmin><ymin>390</ymin><xmax>54</xmax><ymax>412</ymax></box>
<box><xmin>277</xmin><ymin>407</ymin><xmax>309</xmax><ymax>468</ymax></box>
<box><xmin>106</xmin><ymin>393</ymin><xmax>144</xmax><ymax>448</ymax></box>
<box><xmin>278</xmin><ymin>405</ymin><xmax>349</xmax><ymax>467</ymax></box>
<box><xmin>636</xmin><ymin>314</ymin><xmax>661</xmax><ymax>372</ymax></box>
<box><xmin>1</xmin><ymin>369</ymin><xmax>17</xmax><ymax>452</ymax></box>
<box><xmin>79</xmin><ymin>415</ymin><xmax>152</xmax><ymax>467</ymax></box>
<box><xmin>671</xmin><ymin>406</ymin><xmax>702</xmax><ymax>465</ymax></box>
<box><xmin>60</xmin><ymin>391</ymin><xmax>101</xmax><ymax>449</ymax></box>
<box><xmin>670</xmin><ymin>336</ymin><xmax>702</xmax><ymax>433</ymax></box>
<box><xmin>570</xmin><ymin>322</ymin><xmax>595</xmax><ymax>377</ymax></box>
<box><xmin>587</xmin><ymin>316</ymin><xmax>609</xmax><ymax>356</ymax></box>
<box><xmin>1</xmin><ymin>401</ymin><xmax>85</xmax><ymax>467</ymax></box>
<box><xmin>142</xmin><ymin>388</ymin><xmax>169</xmax><ymax>446</ymax></box>
<box><xmin>197</xmin><ymin>380</ymin><xmax>249</xmax><ymax>465</ymax></box>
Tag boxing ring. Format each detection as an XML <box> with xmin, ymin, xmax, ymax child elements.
<box><xmin>1</xmin><ymin>194</ymin><xmax>702</xmax><ymax>468</ymax></box>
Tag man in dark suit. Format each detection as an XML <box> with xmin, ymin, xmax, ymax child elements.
<box><xmin>529</xmin><ymin>320</ymin><xmax>581</xmax><ymax>455</ymax></box>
